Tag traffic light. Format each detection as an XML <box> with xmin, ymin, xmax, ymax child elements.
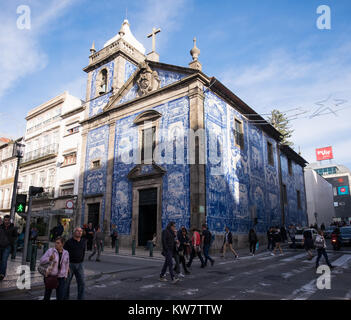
<box><xmin>29</xmin><ymin>186</ymin><xmax>44</xmax><ymax>196</ymax></box>
<box><xmin>15</xmin><ymin>194</ymin><xmax>27</xmax><ymax>213</ymax></box>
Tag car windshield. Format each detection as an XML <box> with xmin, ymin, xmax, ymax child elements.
<box><xmin>341</xmin><ymin>228</ymin><xmax>351</xmax><ymax>234</ymax></box>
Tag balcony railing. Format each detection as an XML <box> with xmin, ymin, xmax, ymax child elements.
<box><xmin>23</xmin><ymin>143</ymin><xmax>59</xmax><ymax>163</ymax></box>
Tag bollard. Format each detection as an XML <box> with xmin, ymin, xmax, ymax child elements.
<box><xmin>115</xmin><ymin>239</ymin><xmax>119</xmax><ymax>254</ymax></box>
<box><xmin>11</xmin><ymin>240</ymin><xmax>18</xmax><ymax>260</ymax></box>
<box><xmin>26</xmin><ymin>241</ymin><xmax>32</xmax><ymax>262</ymax></box>
<box><xmin>149</xmin><ymin>241</ymin><xmax>153</xmax><ymax>257</ymax></box>
<box><xmin>132</xmin><ymin>239</ymin><xmax>136</xmax><ymax>255</ymax></box>
<box><xmin>43</xmin><ymin>242</ymin><xmax>49</xmax><ymax>255</ymax></box>
<box><xmin>30</xmin><ymin>244</ymin><xmax>37</xmax><ymax>272</ymax></box>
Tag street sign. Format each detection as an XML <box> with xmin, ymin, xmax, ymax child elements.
<box><xmin>66</xmin><ymin>200</ymin><xmax>74</xmax><ymax>209</ymax></box>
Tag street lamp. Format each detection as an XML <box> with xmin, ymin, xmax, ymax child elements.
<box><xmin>10</xmin><ymin>140</ymin><xmax>25</xmax><ymax>222</ymax></box>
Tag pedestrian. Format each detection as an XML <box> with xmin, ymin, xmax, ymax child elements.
<box><xmin>178</xmin><ymin>228</ymin><xmax>190</xmax><ymax>275</ymax></box>
<box><xmin>271</xmin><ymin>227</ymin><xmax>283</xmax><ymax>256</ymax></box>
<box><xmin>267</xmin><ymin>227</ymin><xmax>274</xmax><ymax>251</ymax></box>
<box><xmin>63</xmin><ymin>227</ymin><xmax>86</xmax><ymax>300</ymax></box>
<box><xmin>30</xmin><ymin>226</ymin><xmax>38</xmax><ymax>243</ymax></box>
<box><xmin>86</xmin><ymin>222</ymin><xmax>94</xmax><ymax>251</ymax></box>
<box><xmin>320</xmin><ymin>223</ymin><xmax>326</xmax><ymax>231</ymax></box>
<box><xmin>39</xmin><ymin>237</ymin><xmax>69</xmax><ymax>300</ymax></box>
<box><xmin>0</xmin><ymin>217</ymin><xmax>3</xmax><ymax>225</ymax></box>
<box><xmin>160</xmin><ymin>221</ymin><xmax>179</xmax><ymax>284</ymax></box>
<box><xmin>152</xmin><ymin>233</ymin><xmax>157</xmax><ymax>247</ymax></box>
<box><xmin>315</xmin><ymin>230</ymin><xmax>334</xmax><ymax>269</ymax></box>
<box><xmin>288</xmin><ymin>225</ymin><xmax>297</xmax><ymax>250</ymax></box>
<box><xmin>88</xmin><ymin>226</ymin><xmax>104</xmax><ymax>262</ymax></box>
<box><xmin>173</xmin><ymin>229</ymin><xmax>181</xmax><ymax>277</ymax></box>
<box><xmin>221</xmin><ymin>226</ymin><xmax>239</xmax><ymax>259</ymax></box>
<box><xmin>248</xmin><ymin>229</ymin><xmax>258</xmax><ymax>256</ymax></box>
<box><xmin>303</xmin><ymin>228</ymin><xmax>314</xmax><ymax>260</ymax></box>
<box><xmin>280</xmin><ymin>226</ymin><xmax>287</xmax><ymax>243</ymax></box>
<box><xmin>201</xmin><ymin>224</ymin><xmax>215</xmax><ymax>266</ymax></box>
<box><xmin>187</xmin><ymin>228</ymin><xmax>205</xmax><ymax>268</ymax></box>
<box><xmin>110</xmin><ymin>224</ymin><xmax>118</xmax><ymax>249</ymax></box>
<box><xmin>0</xmin><ymin>215</ymin><xmax>18</xmax><ymax>281</ymax></box>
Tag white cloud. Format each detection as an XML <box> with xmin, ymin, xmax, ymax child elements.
<box><xmin>218</xmin><ymin>43</ymin><xmax>351</xmax><ymax>167</ymax></box>
<box><xmin>0</xmin><ymin>0</ymin><xmax>77</xmax><ymax>99</ymax></box>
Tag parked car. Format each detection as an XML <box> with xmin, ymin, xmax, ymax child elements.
<box><xmin>339</xmin><ymin>227</ymin><xmax>351</xmax><ymax>246</ymax></box>
<box><xmin>294</xmin><ymin>228</ymin><xmax>318</xmax><ymax>247</ymax></box>
<box><xmin>324</xmin><ymin>226</ymin><xmax>336</xmax><ymax>239</ymax></box>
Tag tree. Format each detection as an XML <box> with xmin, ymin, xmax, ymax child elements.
<box><xmin>268</xmin><ymin>109</ymin><xmax>294</xmax><ymax>146</ymax></box>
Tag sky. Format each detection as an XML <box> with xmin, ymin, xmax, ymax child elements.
<box><xmin>0</xmin><ymin>0</ymin><xmax>350</xmax><ymax>169</ymax></box>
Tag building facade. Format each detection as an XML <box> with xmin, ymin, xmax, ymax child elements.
<box><xmin>77</xmin><ymin>20</ymin><xmax>308</xmax><ymax>248</ymax></box>
<box><xmin>19</xmin><ymin>92</ymin><xmax>84</xmax><ymax>238</ymax></box>
<box><xmin>308</xmin><ymin>162</ymin><xmax>351</xmax><ymax>224</ymax></box>
<box><xmin>304</xmin><ymin>167</ymin><xmax>335</xmax><ymax>226</ymax></box>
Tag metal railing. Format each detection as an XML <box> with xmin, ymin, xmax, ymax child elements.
<box><xmin>23</xmin><ymin>143</ymin><xmax>59</xmax><ymax>162</ymax></box>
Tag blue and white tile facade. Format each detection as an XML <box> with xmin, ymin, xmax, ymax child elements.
<box><xmin>89</xmin><ymin>61</ymin><xmax>114</xmax><ymax>117</ymax></box>
<box><xmin>124</xmin><ymin>60</ymin><xmax>137</xmax><ymax>83</ymax></box>
<box><xmin>155</xmin><ymin>69</ymin><xmax>187</xmax><ymax>88</ymax></box>
<box><xmin>280</xmin><ymin>154</ymin><xmax>307</xmax><ymax>226</ymax></box>
<box><xmin>111</xmin><ymin>96</ymin><xmax>191</xmax><ymax>234</ymax></box>
<box><xmin>82</xmin><ymin>125</ymin><xmax>110</xmax><ymax>227</ymax></box>
<box><xmin>204</xmin><ymin>90</ymin><xmax>306</xmax><ymax>235</ymax></box>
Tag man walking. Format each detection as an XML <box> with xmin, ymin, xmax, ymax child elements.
<box><xmin>201</xmin><ymin>224</ymin><xmax>215</xmax><ymax>266</ymax></box>
<box><xmin>88</xmin><ymin>226</ymin><xmax>104</xmax><ymax>262</ymax></box>
<box><xmin>64</xmin><ymin>227</ymin><xmax>86</xmax><ymax>300</ymax></box>
<box><xmin>288</xmin><ymin>224</ymin><xmax>296</xmax><ymax>250</ymax></box>
<box><xmin>86</xmin><ymin>222</ymin><xmax>94</xmax><ymax>251</ymax></box>
<box><xmin>221</xmin><ymin>226</ymin><xmax>239</xmax><ymax>259</ymax></box>
<box><xmin>160</xmin><ymin>221</ymin><xmax>179</xmax><ymax>284</ymax></box>
<box><xmin>110</xmin><ymin>224</ymin><xmax>118</xmax><ymax>249</ymax></box>
<box><xmin>187</xmin><ymin>228</ymin><xmax>205</xmax><ymax>268</ymax></box>
<box><xmin>0</xmin><ymin>215</ymin><xmax>18</xmax><ymax>281</ymax></box>
<box><xmin>315</xmin><ymin>230</ymin><xmax>334</xmax><ymax>269</ymax></box>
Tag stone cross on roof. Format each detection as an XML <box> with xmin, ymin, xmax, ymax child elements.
<box><xmin>147</xmin><ymin>27</ymin><xmax>161</xmax><ymax>53</ymax></box>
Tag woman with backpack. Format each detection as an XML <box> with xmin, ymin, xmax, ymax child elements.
<box><xmin>39</xmin><ymin>237</ymin><xmax>69</xmax><ymax>300</ymax></box>
<box><xmin>315</xmin><ymin>230</ymin><xmax>334</xmax><ymax>269</ymax></box>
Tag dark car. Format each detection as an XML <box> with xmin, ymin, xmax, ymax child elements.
<box><xmin>324</xmin><ymin>226</ymin><xmax>336</xmax><ymax>239</ymax></box>
<box><xmin>339</xmin><ymin>227</ymin><xmax>351</xmax><ymax>246</ymax></box>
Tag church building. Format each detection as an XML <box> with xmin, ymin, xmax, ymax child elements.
<box><xmin>77</xmin><ymin>20</ymin><xmax>308</xmax><ymax>248</ymax></box>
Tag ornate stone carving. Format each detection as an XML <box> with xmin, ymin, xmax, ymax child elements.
<box><xmin>136</xmin><ymin>63</ymin><xmax>160</xmax><ymax>96</ymax></box>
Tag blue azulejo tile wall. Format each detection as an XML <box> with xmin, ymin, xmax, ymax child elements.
<box><xmin>204</xmin><ymin>90</ymin><xmax>282</xmax><ymax>235</ymax></box>
<box><xmin>82</xmin><ymin>125</ymin><xmax>110</xmax><ymax>227</ymax></box>
<box><xmin>111</xmin><ymin>96</ymin><xmax>191</xmax><ymax>235</ymax></box>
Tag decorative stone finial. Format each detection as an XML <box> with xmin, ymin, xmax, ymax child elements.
<box><xmin>90</xmin><ymin>41</ymin><xmax>96</xmax><ymax>54</ymax></box>
<box><xmin>189</xmin><ymin>37</ymin><xmax>202</xmax><ymax>71</ymax></box>
<box><xmin>118</xmin><ymin>20</ymin><xmax>127</xmax><ymax>37</ymax></box>
<box><xmin>190</xmin><ymin>37</ymin><xmax>200</xmax><ymax>61</ymax></box>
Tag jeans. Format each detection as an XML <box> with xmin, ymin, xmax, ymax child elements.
<box><xmin>203</xmin><ymin>244</ymin><xmax>214</xmax><ymax>265</ymax></box>
<box><xmin>316</xmin><ymin>248</ymin><xmax>332</xmax><ymax>268</ymax></box>
<box><xmin>187</xmin><ymin>247</ymin><xmax>205</xmax><ymax>267</ymax></box>
<box><xmin>160</xmin><ymin>250</ymin><xmax>175</xmax><ymax>280</ymax></box>
<box><xmin>173</xmin><ymin>252</ymin><xmax>180</xmax><ymax>274</ymax></box>
<box><xmin>64</xmin><ymin>263</ymin><xmax>85</xmax><ymax>300</ymax></box>
<box><xmin>267</xmin><ymin>239</ymin><xmax>273</xmax><ymax>250</ymax></box>
<box><xmin>89</xmin><ymin>243</ymin><xmax>102</xmax><ymax>260</ymax></box>
<box><xmin>0</xmin><ymin>245</ymin><xmax>12</xmax><ymax>276</ymax></box>
<box><xmin>44</xmin><ymin>277</ymin><xmax>65</xmax><ymax>300</ymax></box>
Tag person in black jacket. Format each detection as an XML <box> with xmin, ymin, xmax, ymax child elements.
<box><xmin>160</xmin><ymin>222</ymin><xmax>179</xmax><ymax>284</ymax></box>
<box><xmin>280</xmin><ymin>226</ymin><xmax>287</xmax><ymax>243</ymax></box>
<box><xmin>248</xmin><ymin>229</ymin><xmax>258</xmax><ymax>256</ymax></box>
<box><xmin>63</xmin><ymin>227</ymin><xmax>86</xmax><ymax>300</ymax></box>
<box><xmin>221</xmin><ymin>227</ymin><xmax>239</xmax><ymax>259</ymax></box>
<box><xmin>271</xmin><ymin>227</ymin><xmax>283</xmax><ymax>256</ymax></box>
<box><xmin>0</xmin><ymin>215</ymin><xmax>18</xmax><ymax>280</ymax></box>
<box><xmin>177</xmin><ymin>228</ymin><xmax>190</xmax><ymax>275</ymax></box>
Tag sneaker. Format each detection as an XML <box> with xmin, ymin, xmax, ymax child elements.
<box><xmin>171</xmin><ymin>278</ymin><xmax>180</xmax><ymax>284</ymax></box>
<box><xmin>211</xmin><ymin>260</ymin><xmax>215</xmax><ymax>267</ymax></box>
<box><xmin>178</xmin><ymin>273</ymin><xmax>185</xmax><ymax>278</ymax></box>
<box><xmin>159</xmin><ymin>276</ymin><xmax>168</xmax><ymax>282</ymax></box>
<box><xmin>235</xmin><ymin>255</ymin><xmax>239</xmax><ymax>259</ymax></box>
<box><xmin>270</xmin><ymin>253</ymin><xmax>275</xmax><ymax>256</ymax></box>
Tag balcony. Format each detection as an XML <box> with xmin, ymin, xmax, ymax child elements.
<box><xmin>22</xmin><ymin>144</ymin><xmax>59</xmax><ymax>163</ymax></box>
<box><xmin>20</xmin><ymin>187</ymin><xmax>55</xmax><ymax>200</ymax></box>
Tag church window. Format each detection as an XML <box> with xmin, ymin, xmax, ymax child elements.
<box><xmin>92</xmin><ymin>160</ymin><xmax>101</xmax><ymax>169</ymax></box>
<box><xmin>141</xmin><ymin>126</ymin><xmax>156</xmax><ymax>163</ymax></box>
<box><xmin>234</xmin><ymin>119</ymin><xmax>244</xmax><ymax>149</ymax></box>
<box><xmin>98</xmin><ymin>69</ymin><xmax>108</xmax><ymax>95</ymax></box>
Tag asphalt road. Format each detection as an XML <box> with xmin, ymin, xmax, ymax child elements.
<box><xmin>3</xmin><ymin>245</ymin><xmax>351</xmax><ymax>301</ymax></box>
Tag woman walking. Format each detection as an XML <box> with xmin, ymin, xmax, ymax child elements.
<box><xmin>271</xmin><ymin>227</ymin><xmax>283</xmax><ymax>256</ymax></box>
<box><xmin>39</xmin><ymin>237</ymin><xmax>69</xmax><ymax>300</ymax></box>
<box><xmin>315</xmin><ymin>230</ymin><xmax>334</xmax><ymax>269</ymax></box>
<box><xmin>178</xmin><ymin>228</ymin><xmax>191</xmax><ymax>275</ymax></box>
<box><xmin>248</xmin><ymin>229</ymin><xmax>258</xmax><ymax>256</ymax></box>
<box><xmin>221</xmin><ymin>227</ymin><xmax>239</xmax><ymax>259</ymax></box>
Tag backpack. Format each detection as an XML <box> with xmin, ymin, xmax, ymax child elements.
<box><xmin>314</xmin><ymin>235</ymin><xmax>325</xmax><ymax>249</ymax></box>
<box><xmin>0</xmin><ymin>228</ymin><xmax>10</xmax><ymax>248</ymax></box>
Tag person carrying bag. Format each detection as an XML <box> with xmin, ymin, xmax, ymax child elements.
<box><xmin>38</xmin><ymin>237</ymin><xmax>69</xmax><ymax>300</ymax></box>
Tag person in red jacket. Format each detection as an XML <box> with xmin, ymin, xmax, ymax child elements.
<box><xmin>186</xmin><ymin>228</ymin><xmax>205</xmax><ymax>268</ymax></box>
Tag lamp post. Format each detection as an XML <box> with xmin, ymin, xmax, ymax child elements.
<box><xmin>10</xmin><ymin>141</ymin><xmax>25</xmax><ymax>223</ymax></box>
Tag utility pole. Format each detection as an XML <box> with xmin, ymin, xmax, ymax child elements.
<box><xmin>22</xmin><ymin>186</ymin><xmax>43</xmax><ymax>265</ymax></box>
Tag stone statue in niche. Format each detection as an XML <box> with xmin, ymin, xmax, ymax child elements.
<box><xmin>136</xmin><ymin>62</ymin><xmax>160</xmax><ymax>96</ymax></box>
